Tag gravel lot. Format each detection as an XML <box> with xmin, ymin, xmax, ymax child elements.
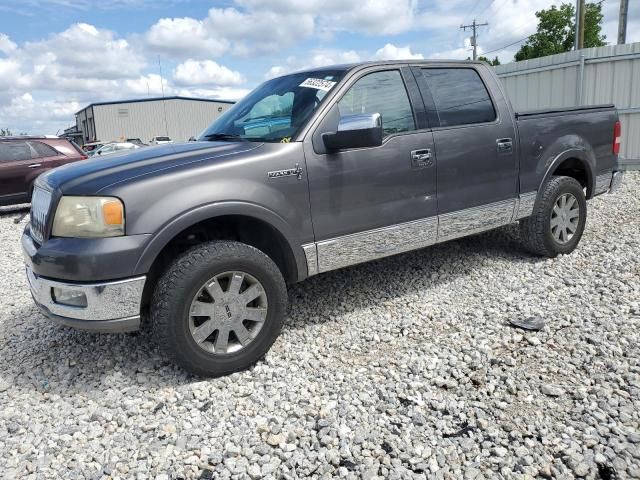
<box><xmin>1</xmin><ymin>174</ymin><xmax>639</xmax><ymax>480</ymax></box>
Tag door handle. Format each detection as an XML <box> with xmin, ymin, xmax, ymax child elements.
<box><xmin>411</xmin><ymin>149</ymin><xmax>433</xmax><ymax>168</ymax></box>
<box><xmin>28</xmin><ymin>164</ymin><xmax>42</xmax><ymax>168</ymax></box>
<box><xmin>496</xmin><ymin>138</ymin><xmax>513</xmax><ymax>153</ymax></box>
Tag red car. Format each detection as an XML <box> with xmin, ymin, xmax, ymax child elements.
<box><xmin>0</xmin><ymin>136</ymin><xmax>87</xmax><ymax>206</ymax></box>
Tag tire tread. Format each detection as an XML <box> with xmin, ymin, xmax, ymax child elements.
<box><xmin>519</xmin><ymin>175</ymin><xmax>586</xmax><ymax>257</ymax></box>
<box><xmin>150</xmin><ymin>240</ymin><xmax>287</xmax><ymax>377</ymax></box>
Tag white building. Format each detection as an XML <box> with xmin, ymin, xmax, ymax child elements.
<box><xmin>75</xmin><ymin>96</ymin><xmax>235</xmax><ymax>145</ymax></box>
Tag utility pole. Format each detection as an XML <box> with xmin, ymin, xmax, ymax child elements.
<box><xmin>460</xmin><ymin>19</ymin><xmax>488</xmax><ymax>61</ymax></box>
<box><xmin>618</xmin><ymin>0</ymin><xmax>629</xmax><ymax>44</ymax></box>
<box><xmin>158</xmin><ymin>55</ymin><xmax>170</xmax><ymax>138</ymax></box>
<box><xmin>578</xmin><ymin>0</ymin><xmax>585</xmax><ymax>49</ymax></box>
<box><xmin>574</xmin><ymin>0</ymin><xmax>581</xmax><ymax>50</ymax></box>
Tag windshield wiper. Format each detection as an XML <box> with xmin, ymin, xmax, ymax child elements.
<box><xmin>202</xmin><ymin>133</ymin><xmax>247</xmax><ymax>142</ymax></box>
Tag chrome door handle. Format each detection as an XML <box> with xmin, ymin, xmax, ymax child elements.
<box><xmin>411</xmin><ymin>149</ymin><xmax>433</xmax><ymax>168</ymax></box>
<box><xmin>411</xmin><ymin>149</ymin><xmax>431</xmax><ymax>161</ymax></box>
<box><xmin>28</xmin><ymin>164</ymin><xmax>42</xmax><ymax>168</ymax></box>
<box><xmin>496</xmin><ymin>138</ymin><xmax>513</xmax><ymax>153</ymax></box>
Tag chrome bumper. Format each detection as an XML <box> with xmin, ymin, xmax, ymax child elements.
<box><xmin>26</xmin><ymin>266</ymin><xmax>145</xmax><ymax>332</ymax></box>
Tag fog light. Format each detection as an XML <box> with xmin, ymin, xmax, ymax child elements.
<box><xmin>51</xmin><ymin>287</ymin><xmax>88</xmax><ymax>307</ymax></box>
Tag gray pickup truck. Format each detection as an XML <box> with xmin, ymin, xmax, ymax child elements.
<box><xmin>23</xmin><ymin>60</ymin><xmax>623</xmax><ymax>376</ymax></box>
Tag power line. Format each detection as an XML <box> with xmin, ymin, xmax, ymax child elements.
<box><xmin>483</xmin><ymin>34</ymin><xmax>532</xmax><ymax>55</ymax></box>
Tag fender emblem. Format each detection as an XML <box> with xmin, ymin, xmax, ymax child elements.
<box><xmin>268</xmin><ymin>163</ymin><xmax>303</xmax><ymax>180</ymax></box>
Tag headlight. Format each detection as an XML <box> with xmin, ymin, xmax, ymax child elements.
<box><xmin>52</xmin><ymin>196</ymin><xmax>125</xmax><ymax>238</ymax></box>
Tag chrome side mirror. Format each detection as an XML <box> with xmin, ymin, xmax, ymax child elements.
<box><xmin>322</xmin><ymin>113</ymin><xmax>383</xmax><ymax>151</ymax></box>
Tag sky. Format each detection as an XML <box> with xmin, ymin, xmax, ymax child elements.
<box><xmin>0</xmin><ymin>0</ymin><xmax>638</xmax><ymax>134</ymax></box>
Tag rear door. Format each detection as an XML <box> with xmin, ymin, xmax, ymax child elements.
<box><xmin>413</xmin><ymin>65</ymin><xmax>518</xmax><ymax>241</ymax></box>
<box><xmin>28</xmin><ymin>140</ymin><xmax>65</xmax><ymax>168</ymax></box>
<box><xmin>305</xmin><ymin>66</ymin><xmax>439</xmax><ymax>272</ymax></box>
<box><xmin>0</xmin><ymin>141</ymin><xmax>35</xmax><ymax>197</ymax></box>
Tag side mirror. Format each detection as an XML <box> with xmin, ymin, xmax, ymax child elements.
<box><xmin>322</xmin><ymin>113</ymin><xmax>383</xmax><ymax>151</ymax></box>
<box><xmin>97</xmin><ymin>151</ymin><xmax>102</xmax><ymax>155</ymax></box>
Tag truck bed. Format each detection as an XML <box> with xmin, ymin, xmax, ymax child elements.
<box><xmin>514</xmin><ymin>104</ymin><xmax>618</xmax><ymax>196</ymax></box>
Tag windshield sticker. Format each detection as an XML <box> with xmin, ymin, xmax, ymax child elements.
<box><xmin>299</xmin><ymin>78</ymin><xmax>337</xmax><ymax>92</ymax></box>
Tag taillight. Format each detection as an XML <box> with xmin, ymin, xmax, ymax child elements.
<box><xmin>80</xmin><ymin>154</ymin><xmax>88</xmax><ymax>160</ymax></box>
<box><xmin>613</xmin><ymin>120</ymin><xmax>621</xmax><ymax>155</ymax></box>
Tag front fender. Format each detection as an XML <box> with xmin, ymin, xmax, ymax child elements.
<box><xmin>133</xmin><ymin>201</ymin><xmax>308</xmax><ymax>281</ymax></box>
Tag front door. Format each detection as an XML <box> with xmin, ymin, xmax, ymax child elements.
<box><xmin>414</xmin><ymin>66</ymin><xmax>518</xmax><ymax>241</ymax></box>
<box><xmin>305</xmin><ymin>67</ymin><xmax>438</xmax><ymax>273</ymax></box>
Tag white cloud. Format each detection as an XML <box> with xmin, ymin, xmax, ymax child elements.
<box><xmin>122</xmin><ymin>74</ymin><xmax>172</xmax><ymax>96</ymax></box>
<box><xmin>145</xmin><ymin>7</ymin><xmax>315</xmax><ymax>59</ymax></box>
<box><xmin>146</xmin><ymin>17</ymin><xmax>229</xmax><ymax>59</ymax></box>
<box><xmin>375</xmin><ymin>43</ymin><xmax>424</xmax><ymax>60</ymax></box>
<box><xmin>264</xmin><ymin>49</ymin><xmax>361</xmax><ymax>79</ymax></box>
<box><xmin>23</xmin><ymin>23</ymin><xmax>145</xmax><ymax>80</ymax></box>
<box><xmin>173</xmin><ymin>60</ymin><xmax>245</xmax><ymax>87</ymax></box>
<box><xmin>205</xmin><ymin>7</ymin><xmax>315</xmax><ymax>56</ymax></box>
<box><xmin>236</xmin><ymin>0</ymin><xmax>419</xmax><ymax>35</ymax></box>
<box><xmin>0</xmin><ymin>59</ymin><xmax>22</xmax><ymax>90</ymax></box>
<box><xmin>0</xmin><ymin>93</ymin><xmax>81</xmax><ymax>135</ymax></box>
<box><xmin>0</xmin><ymin>33</ymin><xmax>17</xmax><ymax>55</ymax></box>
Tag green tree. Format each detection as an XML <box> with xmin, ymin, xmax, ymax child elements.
<box><xmin>515</xmin><ymin>2</ymin><xmax>606</xmax><ymax>61</ymax></box>
<box><xmin>0</xmin><ymin>128</ymin><xmax>12</xmax><ymax>136</ymax></box>
<box><xmin>477</xmin><ymin>56</ymin><xmax>501</xmax><ymax>66</ymax></box>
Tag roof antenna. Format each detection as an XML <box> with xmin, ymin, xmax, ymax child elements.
<box><xmin>158</xmin><ymin>55</ymin><xmax>170</xmax><ymax>138</ymax></box>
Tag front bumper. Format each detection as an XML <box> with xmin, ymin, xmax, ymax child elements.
<box><xmin>25</xmin><ymin>265</ymin><xmax>145</xmax><ymax>332</ymax></box>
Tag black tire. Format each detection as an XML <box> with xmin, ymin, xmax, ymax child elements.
<box><xmin>150</xmin><ymin>240</ymin><xmax>287</xmax><ymax>377</ymax></box>
<box><xmin>519</xmin><ymin>176</ymin><xmax>587</xmax><ymax>257</ymax></box>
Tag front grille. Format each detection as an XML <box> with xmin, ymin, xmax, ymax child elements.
<box><xmin>30</xmin><ymin>187</ymin><xmax>52</xmax><ymax>244</ymax></box>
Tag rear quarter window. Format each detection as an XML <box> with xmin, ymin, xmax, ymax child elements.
<box><xmin>29</xmin><ymin>141</ymin><xmax>60</xmax><ymax>158</ymax></box>
<box><xmin>421</xmin><ymin>68</ymin><xmax>496</xmax><ymax>127</ymax></box>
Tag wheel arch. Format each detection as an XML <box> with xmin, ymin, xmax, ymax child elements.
<box><xmin>540</xmin><ymin>149</ymin><xmax>596</xmax><ymax>199</ymax></box>
<box><xmin>135</xmin><ymin>202</ymin><xmax>308</xmax><ymax>306</ymax></box>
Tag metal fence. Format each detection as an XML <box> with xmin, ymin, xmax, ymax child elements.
<box><xmin>495</xmin><ymin>42</ymin><xmax>640</xmax><ymax>166</ymax></box>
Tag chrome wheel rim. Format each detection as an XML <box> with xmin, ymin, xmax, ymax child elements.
<box><xmin>188</xmin><ymin>271</ymin><xmax>268</xmax><ymax>354</ymax></box>
<box><xmin>550</xmin><ymin>193</ymin><xmax>580</xmax><ymax>244</ymax></box>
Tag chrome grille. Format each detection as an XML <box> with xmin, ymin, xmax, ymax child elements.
<box><xmin>30</xmin><ymin>187</ymin><xmax>52</xmax><ymax>244</ymax></box>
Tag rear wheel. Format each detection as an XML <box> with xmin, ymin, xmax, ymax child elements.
<box><xmin>150</xmin><ymin>241</ymin><xmax>287</xmax><ymax>377</ymax></box>
<box><xmin>519</xmin><ymin>176</ymin><xmax>587</xmax><ymax>257</ymax></box>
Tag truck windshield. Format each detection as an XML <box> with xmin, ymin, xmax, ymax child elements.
<box><xmin>199</xmin><ymin>69</ymin><xmax>346</xmax><ymax>143</ymax></box>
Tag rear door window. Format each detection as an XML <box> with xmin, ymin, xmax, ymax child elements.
<box><xmin>421</xmin><ymin>68</ymin><xmax>496</xmax><ymax>127</ymax></box>
<box><xmin>0</xmin><ymin>142</ymin><xmax>32</xmax><ymax>162</ymax></box>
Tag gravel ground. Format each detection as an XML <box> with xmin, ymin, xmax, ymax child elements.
<box><xmin>1</xmin><ymin>174</ymin><xmax>639</xmax><ymax>480</ymax></box>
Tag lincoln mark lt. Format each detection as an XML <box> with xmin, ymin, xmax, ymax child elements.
<box><xmin>23</xmin><ymin>61</ymin><xmax>623</xmax><ymax>376</ymax></box>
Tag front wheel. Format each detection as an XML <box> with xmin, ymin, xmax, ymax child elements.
<box><xmin>150</xmin><ymin>241</ymin><xmax>288</xmax><ymax>377</ymax></box>
<box><xmin>519</xmin><ymin>176</ymin><xmax>587</xmax><ymax>257</ymax></box>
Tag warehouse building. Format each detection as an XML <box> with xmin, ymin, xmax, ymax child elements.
<box><xmin>75</xmin><ymin>96</ymin><xmax>235</xmax><ymax>145</ymax></box>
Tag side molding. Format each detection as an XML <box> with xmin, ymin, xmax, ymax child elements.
<box><xmin>438</xmin><ymin>199</ymin><xmax>515</xmax><ymax>242</ymax></box>
<box><xmin>302</xmin><ymin>244</ymin><xmax>319</xmax><ymax>276</ymax></box>
<box><xmin>316</xmin><ymin>217</ymin><xmax>438</xmax><ymax>273</ymax></box>
<box><xmin>514</xmin><ymin>191</ymin><xmax>538</xmax><ymax>220</ymax></box>
<box><xmin>304</xmin><ymin>195</ymin><xmax>540</xmax><ymax>277</ymax></box>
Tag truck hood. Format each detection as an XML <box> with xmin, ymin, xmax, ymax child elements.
<box><xmin>38</xmin><ymin>141</ymin><xmax>262</xmax><ymax>194</ymax></box>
